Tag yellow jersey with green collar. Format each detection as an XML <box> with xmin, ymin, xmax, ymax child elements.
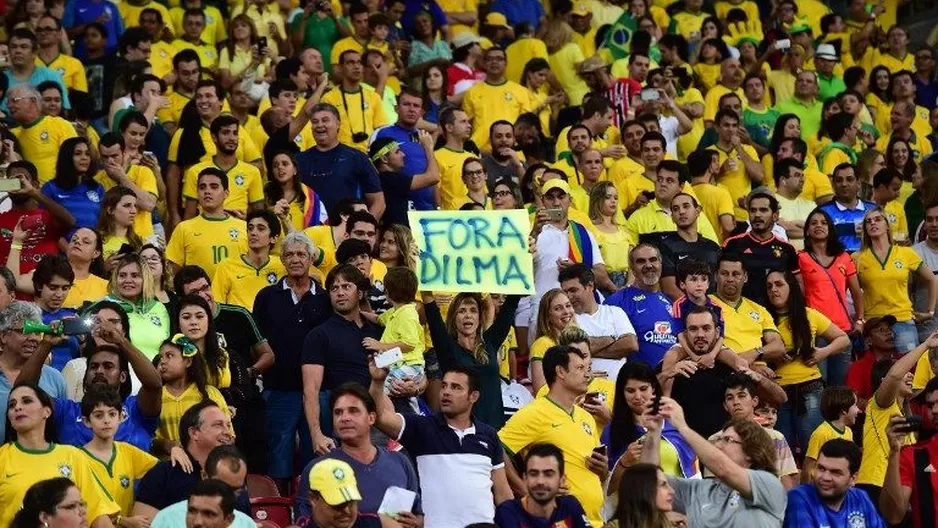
<box><xmin>119</xmin><ymin>1</ymin><xmax>172</xmax><ymax>31</ymax></box>
<box><xmin>463</xmin><ymin>79</ymin><xmax>534</xmax><ymax>150</ymax></box>
<box><xmin>11</xmin><ymin>115</ymin><xmax>78</xmax><ymax>183</ymax></box>
<box><xmin>212</xmin><ymin>254</ymin><xmax>286</xmax><ymax>309</ymax></box>
<box><xmin>499</xmin><ymin>396</ymin><xmax>604</xmax><ymax>526</ymax></box>
<box><xmin>165</xmin><ymin>214</ymin><xmax>247</xmax><ymax>277</ymax></box>
<box><xmin>169</xmin><ymin>5</ymin><xmax>226</xmax><ymax>45</ymax></box>
<box><xmin>709</xmin><ymin>294</ymin><xmax>779</xmax><ymax>354</ymax></box>
<box><xmin>873</xmin><ymin>49</ymin><xmax>915</xmax><ymax>74</ymax></box>
<box><xmin>82</xmin><ymin>442</ymin><xmax>158</xmax><ymax>515</ymax></box>
<box><xmin>157</xmin><ymin>383</ymin><xmax>232</xmax><ymax>442</ymax></box>
<box><xmin>330</xmin><ymin>36</ymin><xmax>367</xmax><ymax>66</ymax></box>
<box><xmin>434</xmin><ymin>147</ymin><xmax>474</xmax><ymax>211</ymax></box>
<box><xmin>303</xmin><ymin>225</ymin><xmax>338</xmax><ymax>275</ymax></box>
<box><xmin>149</xmin><ymin>40</ymin><xmax>178</xmax><ymax>80</ymax></box>
<box><xmin>321</xmin><ymin>86</ymin><xmax>389</xmax><ymax>152</ymax></box>
<box><xmin>0</xmin><ymin>442</ymin><xmax>120</xmax><ymax>527</ymax></box>
<box><xmin>94</xmin><ymin>165</ymin><xmax>159</xmax><ymax>238</ymax></box>
<box><xmin>168</xmin><ymin>124</ymin><xmax>262</xmax><ymax>165</ymax></box>
<box><xmin>35</xmin><ymin>54</ymin><xmax>87</xmax><ymax>92</ymax></box>
<box><xmin>171</xmin><ymin>38</ymin><xmax>218</xmax><ymax>69</ymax></box>
<box><xmin>157</xmin><ymin>89</ymin><xmax>192</xmax><ymax>127</ymax></box>
<box><xmin>182</xmin><ymin>159</ymin><xmax>264</xmax><ymax>214</ymax></box>
<box><xmin>875</xmin><ymin>130</ymin><xmax>934</xmax><ymax>164</ymax></box>
<box><xmin>856</xmin><ymin>245</ymin><xmax>921</xmax><ymax>321</ymax></box>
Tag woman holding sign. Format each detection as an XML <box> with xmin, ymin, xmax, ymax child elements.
<box><xmin>423</xmin><ymin>290</ymin><xmax>520</xmax><ymax>428</ymax></box>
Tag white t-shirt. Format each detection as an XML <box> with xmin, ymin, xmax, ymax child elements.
<box><xmin>529</xmin><ymin>221</ymin><xmax>603</xmax><ymax>329</ymax></box>
<box><xmin>658</xmin><ymin>115</ymin><xmax>680</xmax><ymax>158</ymax></box>
<box><xmin>575</xmin><ymin>304</ymin><xmax>636</xmax><ymax>381</ymax></box>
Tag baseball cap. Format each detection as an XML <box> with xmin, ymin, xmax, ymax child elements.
<box><xmin>863</xmin><ymin>315</ymin><xmax>897</xmax><ymax>338</ymax></box>
<box><xmin>570</xmin><ymin>1</ymin><xmax>591</xmax><ymax>16</ymax></box>
<box><xmin>542</xmin><ymin>179</ymin><xmax>571</xmax><ymax>195</ymax></box>
<box><xmin>789</xmin><ymin>22</ymin><xmax>812</xmax><ymax>35</ymax></box>
<box><xmin>816</xmin><ymin>43</ymin><xmax>838</xmax><ymax>61</ymax></box>
<box><xmin>484</xmin><ymin>12</ymin><xmax>510</xmax><ymax>29</ymax></box>
<box><xmin>452</xmin><ymin>32</ymin><xmax>481</xmax><ymax>50</ymax></box>
<box><xmin>308</xmin><ymin>459</ymin><xmax>362</xmax><ymax>506</ymax></box>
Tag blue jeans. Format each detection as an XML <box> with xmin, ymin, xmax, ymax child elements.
<box><xmin>817</xmin><ymin>335</ymin><xmax>860</xmax><ymax>387</ymax></box>
<box><xmin>264</xmin><ymin>389</ymin><xmax>314</xmax><ymax>479</ymax></box>
<box><xmin>776</xmin><ymin>384</ymin><xmax>823</xmax><ymax>455</ymax></box>
<box><xmin>893</xmin><ymin>320</ymin><xmax>920</xmax><ymax>355</ymax></box>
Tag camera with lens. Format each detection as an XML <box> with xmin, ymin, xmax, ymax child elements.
<box><xmin>352</xmin><ymin>132</ymin><xmax>369</xmax><ymax>143</ymax></box>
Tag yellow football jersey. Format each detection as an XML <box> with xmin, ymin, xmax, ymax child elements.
<box><xmin>169</xmin><ymin>5</ymin><xmax>226</xmax><ymax>45</ymax></box>
<box><xmin>171</xmin><ymin>39</ymin><xmax>218</xmax><ymax>70</ymax></box>
<box><xmin>157</xmin><ymin>90</ymin><xmax>192</xmax><ymax>128</ymax></box>
<box><xmin>168</xmin><ymin>125</ymin><xmax>262</xmax><ymax>165</ymax></box>
<box><xmin>157</xmin><ymin>383</ymin><xmax>232</xmax><ymax>442</ymax></box>
<box><xmin>36</xmin><ymin>54</ymin><xmax>88</xmax><ymax>92</ymax></box>
<box><xmin>463</xmin><ymin>80</ymin><xmax>533</xmax><ymax>150</ymax></box>
<box><xmin>119</xmin><ymin>1</ymin><xmax>171</xmax><ymax>29</ymax></box>
<box><xmin>94</xmin><ymin>165</ymin><xmax>159</xmax><ymax>238</ymax></box>
<box><xmin>149</xmin><ymin>40</ymin><xmax>178</xmax><ymax>80</ymax></box>
<box><xmin>12</xmin><ymin>116</ymin><xmax>78</xmax><ymax>183</ymax></box>
<box><xmin>320</xmin><ymin>87</ymin><xmax>389</xmax><ymax>152</ymax></box>
<box><xmin>182</xmin><ymin>159</ymin><xmax>264</xmax><ymax>214</ymax></box>
<box><xmin>82</xmin><ymin>442</ymin><xmax>158</xmax><ymax>515</ymax></box>
<box><xmin>434</xmin><ymin>147</ymin><xmax>474</xmax><ymax>211</ymax></box>
<box><xmin>710</xmin><ymin>294</ymin><xmax>779</xmax><ymax>354</ymax></box>
<box><xmin>165</xmin><ymin>214</ymin><xmax>247</xmax><ymax>277</ymax></box>
<box><xmin>212</xmin><ymin>254</ymin><xmax>286</xmax><ymax>309</ymax></box>
<box><xmin>856</xmin><ymin>245</ymin><xmax>921</xmax><ymax>321</ymax></box>
<box><xmin>707</xmin><ymin>143</ymin><xmax>761</xmax><ymax>220</ymax></box>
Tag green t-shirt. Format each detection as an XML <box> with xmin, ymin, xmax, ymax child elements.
<box><xmin>743</xmin><ymin>106</ymin><xmax>780</xmax><ymax>149</ymax></box>
<box><xmin>292</xmin><ymin>14</ymin><xmax>340</xmax><ymax>72</ymax></box>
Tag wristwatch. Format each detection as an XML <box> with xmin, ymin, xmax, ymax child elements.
<box><xmin>755</xmin><ymin>347</ymin><xmax>765</xmax><ymax>362</ymax></box>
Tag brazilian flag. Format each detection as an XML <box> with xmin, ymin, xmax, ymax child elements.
<box><xmin>600</xmin><ymin>12</ymin><xmax>638</xmax><ymax>61</ymax></box>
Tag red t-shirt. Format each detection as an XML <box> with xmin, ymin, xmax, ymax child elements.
<box><xmin>446</xmin><ymin>62</ymin><xmax>485</xmax><ymax>96</ymax></box>
<box><xmin>0</xmin><ymin>209</ymin><xmax>62</xmax><ymax>274</ymax></box>
<box><xmin>846</xmin><ymin>351</ymin><xmax>878</xmax><ymax>404</ymax></box>
<box><xmin>798</xmin><ymin>251</ymin><xmax>856</xmax><ymax>332</ymax></box>
<box><xmin>900</xmin><ymin>438</ymin><xmax>938</xmax><ymax>528</ymax></box>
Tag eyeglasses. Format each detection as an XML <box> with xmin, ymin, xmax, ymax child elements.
<box><xmin>492</xmin><ymin>190</ymin><xmax>512</xmax><ymax>198</ymax></box>
<box><xmin>141</xmin><ymin>255</ymin><xmax>162</xmax><ymax>264</ymax></box>
<box><xmin>714</xmin><ymin>435</ymin><xmax>743</xmax><ymax>446</ymax></box>
<box><xmin>464</xmin><ymin>169</ymin><xmax>485</xmax><ymax>178</ymax></box>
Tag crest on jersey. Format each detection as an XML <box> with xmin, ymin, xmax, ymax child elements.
<box><xmin>267</xmin><ymin>272</ymin><xmax>277</xmax><ymax>284</ymax></box>
<box><xmin>847</xmin><ymin>512</ymin><xmax>867</xmax><ymax>528</ymax></box>
<box><xmin>772</xmin><ymin>246</ymin><xmax>783</xmax><ymax>258</ymax></box>
<box><xmin>87</xmin><ymin>190</ymin><xmax>100</xmax><ymax>203</ymax></box>
<box><xmin>234</xmin><ymin>174</ymin><xmax>245</xmax><ymax>186</ymax></box>
<box><xmin>206</xmin><ymin>14</ymin><xmax>215</xmax><ymax>24</ymax></box>
<box><xmin>504</xmin><ymin>92</ymin><xmax>513</xmax><ymax>102</ymax></box>
<box><xmin>120</xmin><ymin>475</ymin><xmax>131</xmax><ymax>489</ymax></box>
<box><xmin>160</xmin><ymin>50</ymin><xmax>168</xmax><ymax>58</ymax></box>
<box><xmin>749</xmin><ymin>310</ymin><xmax>760</xmax><ymax>321</ymax></box>
<box><xmin>229</xmin><ymin>229</ymin><xmax>240</xmax><ymax>240</ymax></box>
<box><xmin>150</xmin><ymin>315</ymin><xmax>163</xmax><ymax>327</ymax></box>
<box><xmin>40</xmin><ymin>131</ymin><xmax>49</xmax><ymax>142</ymax></box>
<box><xmin>895</xmin><ymin>260</ymin><xmax>904</xmax><ymax>269</ymax></box>
<box><xmin>58</xmin><ymin>463</ymin><xmax>72</xmax><ymax>478</ymax></box>
<box><xmin>581</xmin><ymin>422</ymin><xmax>593</xmax><ymax>436</ymax></box>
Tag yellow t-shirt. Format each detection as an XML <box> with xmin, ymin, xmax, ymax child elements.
<box><xmin>11</xmin><ymin>116</ymin><xmax>77</xmax><ymax>183</ymax></box>
<box><xmin>435</xmin><ymin>147</ymin><xmax>474</xmax><ymax>211</ymax></box>
<box><xmin>806</xmin><ymin>421</ymin><xmax>853</xmax><ymax>463</ymax></box>
<box><xmin>819</xmin><ymin>146</ymin><xmax>853</xmax><ymax>176</ymax></box>
<box><xmin>165</xmin><ymin>214</ymin><xmax>247</xmax><ymax>277</ymax></box>
<box><xmin>102</xmin><ymin>235</ymin><xmax>131</xmax><ymax>261</ymax></box>
<box><xmin>320</xmin><ymin>87</ymin><xmax>389</xmax><ymax>152</ymax></box>
<box><xmin>119</xmin><ymin>1</ymin><xmax>172</xmax><ymax>29</ymax></box>
<box><xmin>156</xmin><ymin>383</ymin><xmax>232</xmax><ymax>442</ymax></box>
<box><xmin>498</xmin><ymin>326</ymin><xmax>518</xmax><ymax>379</ymax></box>
<box><xmin>212</xmin><ymin>254</ymin><xmax>286</xmax><ymax>310</ymax></box>
<box><xmin>82</xmin><ymin>442</ymin><xmax>158</xmax><ymax>515</ymax></box>
<box><xmin>710</xmin><ymin>294</ymin><xmax>779</xmax><ymax>354</ymax></box>
<box><xmin>169</xmin><ymin>5</ymin><xmax>226</xmax><ymax>46</ymax></box>
<box><xmin>875</xmin><ymin>130</ymin><xmax>934</xmax><ymax>164</ymax></box>
<box><xmin>883</xmin><ymin>199</ymin><xmax>909</xmax><ymax>242</ymax></box>
<box><xmin>168</xmin><ymin>125</ymin><xmax>262</xmax><ymax>165</ymax></box>
<box><xmin>499</xmin><ymin>397</ymin><xmax>604</xmax><ymax>526</ymax></box>
<box><xmin>463</xmin><ymin>80</ymin><xmax>534</xmax><ymax>150</ymax></box>
<box><xmin>669</xmin><ymin>10</ymin><xmax>708</xmax><ymax>41</ymax></box>
<box><xmin>571</xmin><ymin>27</ymin><xmax>598</xmax><ymax>58</ymax></box>
<box><xmin>626</xmin><ymin>201</ymin><xmax>720</xmax><ymax>243</ymax></box>
<box><xmin>171</xmin><ymin>39</ymin><xmax>219</xmax><ymax>70</ymax></box>
<box><xmin>183</xmin><ymin>159</ymin><xmax>264</xmax><ymax>214</ymax></box>
<box><xmin>330</xmin><ymin>36</ymin><xmax>367</xmax><ymax>66</ymax></box>
<box><xmin>593</xmin><ymin>226</ymin><xmax>633</xmax><ymax>273</ymax></box>
<box><xmin>156</xmin><ymin>89</ymin><xmax>192</xmax><ymax>128</ymax></box>
<box><xmin>912</xmin><ymin>351</ymin><xmax>936</xmax><ymax>391</ymax></box>
<box><xmin>378</xmin><ymin>303</ymin><xmax>425</xmax><ymax>366</ymax></box>
<box><xmin>714</xmin><ymin>0</ymin><xmax>760</xmax><ymax>22</ymax></box>
<box><xmin>437</xmin><ymin>0</ymin><xmax>478</xmax><ymax>35</ymax></box>
<box><xmin>703</xmin><ymin>84</ymin><xmax>744</xmax><ymax>122</ymax></box>
<box><xmin>874</xmin><ymin>50</ymin><xmax>915</xmax><ymax>74</ymax></box>
<box><xmin>856</xmin><ymin>245</ymin><xmax>922</xmax><ymax>322</ymax></box>
<box><xmin>149</xmin><ymin>41</ymin><xmax>178</xmax><ymax>80</ymax></box>
<box><xmin>535</xmin><ymin>377</ymin><xmax>616</xmax><ymax>413</ymax></box>
<box><xmin>549</xmin><ymin>43</ymin><xmax>590</xmax><ymax>106</ymax></box>
<box><xmin>774</xmin><ymin>308</ymin><xmax>830</xmax><ymax>386</ymax></box>
<box><xmin>0</xmin><ymin>443</ymin><xmax>120</xmax><ymax>528</ymax></box>
<box><xmin>691</xmin><ymin>182</ymin><xmax>735</xmax><ymax>241</ymax></box>
<box><xmin>36</xmin><ymin>54</ymin><xmax>88</xmax><ymax>92</ymax></box>
<box><xmin>529</xmin><ymin>335</ymin><xmax>556</xmax><ymax>363</ymax></box>
<box><xmin>218</xmin><ymin>45</ymin><xmax>271</xmax><ymax>79</ymax></box>
<box><xmin>613</xmin><ymin>172</ymin><xmax>699</xmax><ymax>215</ymax></box>
<box><xmin>94</xmin><ymin>165</ymin><xmax>159</xmax><ymax>239</ymax></box>
<box><xmin>506</xmin><ymin>37</ymin><xmax>548</xmax><ymax>84</ymax></box>
<box><xmin>675</xmin><ymin>88</ymin><xmax>705</xmax><ymax>161</ymax></box>
<box><xmin>63</xmin><ymin>275</ymin><xmax>109</xmax><ymax>309</ymax></box>
<box><xmin>858</xmin><ymin>398</ymin><xmax>913</xmax><ymax>486</ymax></box>
<box><xmin>707</xmin><ymin>143</ymin><xmax>761</xmax><ymax>220</ymax></box>
<box><xmin>302</xmin><ymin>224</ymin><xmax>338</xmax><ymax>273</ymax></box>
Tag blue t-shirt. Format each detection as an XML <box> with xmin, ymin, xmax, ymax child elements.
<box><xmin>605</xmin><ymin>286</ymin><xmax>677</xmax><ymax>367</ymax></box>
<box><xmin>494</xmin><ymin>496</ymin><xmax>591</xmax><ymax>528</ymax></box>
<box><xmin>55</xmin><ymin>395</ymin><xmax>157</xmax><ymax>451</ymax></box>
<box><xmin>784</xmin><ymin>484</ymin><xmax>885</xmax><ymax>528</ymax></box>
<box><xmin>40</xmin><ymin>180</ymin><xmax>104</xmax><ymax>231</ymax></box>
<box><xmin>296</xmin><ymin>144</ymin><xmax>382</xmax><ymax>220</ymax></box>
<box><xmin>62</xmin><ymin>0</ymin><xmax>123</xmax><ymax>57</ymax></box>
<box><xmin>42</xmin><ymin>308</ymin><xmax>80</xmax><ymax>371</ymax></box>
<box><xmin>372</xmin><ymin>124</ymin><xmax>434</xmax><ymax>212</ymax></box>
<box><xmin>670</xmin><ymin>296</ymin><xmax>725</xmax><ymax>337</ymax></box>
<box><xmin>0</xmin><ymin>366</ymin><xmax>66</xmax><ymax>441</ymax></box>
<box><xmin>400</xmin><ymin>0</ymin><xmax>448</xmax><ymax>38</ymax></box>
<box><xmin>489</xmin><ymin>0</ymin><xmax>546</xmax><ymax>29</ymax></box>
<box><xmin>819</xmin><ymin>200</ymin><xmax>875</xmax><ymax>254</ymax></box>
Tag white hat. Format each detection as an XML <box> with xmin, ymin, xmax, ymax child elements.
<box><xmin>816</xmin><ymin>43</ymin><xmax>838</xmax><ymax>61</ymax></box>
<box><xmin>452</xmin><ymin>32</ymin><xmax>481</xmax><ymax>50</ymax></box>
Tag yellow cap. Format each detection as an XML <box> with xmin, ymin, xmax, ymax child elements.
<box><xmin>570</xmin><ymin>2</ymin><xmax>591</xmax><ymax>16</ymax></box>
<box><xmin>485</xmin><ymin>12</ymin><xmax>510</xmax><ymax>29</ymax></box>
<box><xmin>308</xmin><ymin>459</ymin><xmax>362</xmax><ymax>506</ymax></box>
<box><xmin>542</xmin><ymin>179</ymin><xmax>571</xmax><ymax>195</ymax></box>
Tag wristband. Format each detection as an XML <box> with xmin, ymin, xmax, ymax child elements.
<box><xmin>10</xmin><ymin>242</ymin><xmax>22</xmax><ymax>250</ymax></box>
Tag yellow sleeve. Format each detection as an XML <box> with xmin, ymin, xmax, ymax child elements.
<box><xmin>75</xmin><ymin>453</ymin><xmax>121</xmax><ymax>522</ymax></box>
<box><xmin>758</xmin><ymin>304</ymin><xmax>779</xmax><ymax>333</ymax></box>
<box><xmin>211</xmin><ymin>7</ymin><xmax>228</xmax><ymax>42</ymax></box>
<box><xmin>212</xmin><ymin>260</ymin><xmax>231</xmax><ymax>304</ymax></box>
<box><xmin>136</xmin><ymin>167</ymin><xmax>159</xmax><ymax>197</ymax></box>
<box><xmin>703</xmin><ymin>88</ymin><xmax>721</xmax><ymax>122</ymax></box>
<box><xmin>529</xmin><ymin>337</ymin><xmax>553</xmax><ymax>361</ymax></box>
<box><xmin>810</xmin><ymin>168</ymin><xmax>834</xmax><ymax>199</ymax></box>
<box><xmin>218</xmin><ymin>47</ymin><xmax>231</xmax><ymax>70</ymax></box>
<box><xmin>371</xmin><ymin>91</ymin><xmax>390</xmax><ymax>128</ymax></box>
<box><xmin>717</xmin><ymin>186</ymin><xmax>735</xmax><ymax>218</ymax></box>
<box><xmin>498</xmin><ymin>406</ymin><xmax>542</xmax><ymax>455</ymax></box>
<box><xmin>240</xmin><ymin>129</ymin><xmax>262</xmax><ymax>162</ymax></box>
<box><xmin>905</xmin><ymin>246</ymin><xmax>924</xmax><ymax>271</ymax></box>
<box><xmin>57</xmin><ymin>119</ymin><xmax>78</xmax><ymax>142</ymax></box>
<box><xmin>126</xmin><ymin>443</ymin><xmax>159</xmax><ymax>478</ymax></box>
<box><xmin>247</xmin><ymin>167</ymin><xmax>264</xmax><ymax>203</ymax></box>
<box><xmin>165</xmin><ymin>223</ymin><xmax>187</xmax><ymax>266</ymax></box>
<box><xmin>389</xmin><ymin>306</ymin><xmax>424</xmax><ymax>352</ymax></box>
<box><xmin>913</xmin><ymin>350</ymin><xmax>934</xmax><ymax>391</ymax></box>
<box><xmin>182</xmin><ymin>164</ymin><xmax>199</xmax><ymax>200</ymax></box>
<box><xmin>462</xmin><ymin>88</ymin><xmax>476</xmax><ymax>121</ymax></box>
<box><xmin>71</xmin><ymin>60</ymin><xmax>89</xmax><ymax>92</ymax></box>
<box><xmin>168</xmin><ymin>129</ymin><xmax>183</xmax><ymax>163</ymax></box>
<box><xmin>805</xmin><ymin>426</ymin><xmax>829</xmax><ymax>461</ymax></box>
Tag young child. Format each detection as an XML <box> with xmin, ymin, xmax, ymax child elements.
<box><xmin>363</xmin><ymin>267</ymin><xmax>425</xmax><ymax>409</ymax></box>
<box><xmin>367</xmin><ymin>13</ymin><xmax>391</xmax><ymax>57</ymax></box>
<box><xmin>802</xmin><ymin>386</ymin><xmax>860</xmax><ymax>481</ymax></box>
<box><xmin>81</xmin><ymin>386</ymin><xmax>190</xmax><ymax>522</ymax></box>
<box><xmin>754</xmin><ymin>400</ymin><xmax>779</xmax><ymax>429</ymax></box>
<box><xmin>155</xmin><ymin>335</ymin><xmax>233</xmax><ymax>444</ymax></box>
<box><xmin>663</xmin><ymin>260</ymin><xmax>726</xmax><ymax>371</ymax></box>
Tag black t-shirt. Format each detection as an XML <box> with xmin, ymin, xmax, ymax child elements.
<box><xmin>378</xmin><ymin>170</ymin><xmax>414</xmax><ymax>227</ymax></box>
<box><xmin>302</xmin><ymin>314</ymin><xmax>383</xmax><ymax>390</ymax></box>
<box><xmin>215</xmin><ymin>303</ymin><xmax>266</xmax><ymax>402</ymax></box>
<box><xmin>644</xmin><ymin>232</ymin><xmax>722</xmax><ymax>287</ymax></box>
<box><xmin>84</xmin><ymin>54</ymin><xmax>119</xmax><ymax>118</ymax></box>
<box><xmin>263</xmin><ymin>124</ymin><xmax>299</xmax><ymax>166</ymax></box>
<box><xmin>721</xmin><ymin>232</ymin><xmax>798</xmax><ymax>307</ymax></box>
<box><xmin>668</xmin><ymin>359</ymin><xmax>733</xmax><ymax>438</ymax></box>
<box><xmin>137</xmin><ymin>459</ymin><xmax>251</xmax><ymax>513</ymax></box>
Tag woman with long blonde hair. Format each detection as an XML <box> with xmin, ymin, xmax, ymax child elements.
<box><xmin>219</xmin><ymin>14</ymin><xmax>272</xmax><ymax>89</ymax></box>
<box><xmin>589</xmin><ymin>182</ymin><xmax>632</xmax><ymax>288</ymax></box>
<box><xmin>528</xmin><ymin>289</ymin><xmax>576</xmax><ymax>392</ymax></box>
<box><xmin>378</xmin><ymin>224</ymin><xmax>416</xmax><ymax>270</ymax></box>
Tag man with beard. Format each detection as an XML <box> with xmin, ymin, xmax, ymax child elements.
<box><xmin>629</xmin><ymin>160</ymin><xmax>720</xmax><ymax>243</ymax></box>
<box><xmin>481</xmin><ymin>120</ymin><xmax>526</xmax><ymax>185</ymax></box>
<box><xmin>19</xmin><ymin>301</ymin><xmax>163</xmax><ymax>450</ymax></box>
<box><xmin>368</xmin><ymin>131</ymin><xmax>440</xmax><ymax>227</ymax></box>
<box><xmin>302</xmin><ymin>265</ymin><xmax>382</xmax><ymax>456</ymax></box>
<box><xmin>0</xmin><ymin>302</ymin><xmax>67</xmax><ymax>442</ymax></box>
<box><xmin>820</xmin><ymin>163</ymin><xmax>875</xmax><ymax>253</ymax></box>
<box><xmin>495</xmin><ymin>443</ymin><xmax>591</xmax><ymax>528</ymax></box>
<box><xmin>500</xmin><ymin>346</ymin><xmax>606</xmax><ymax>527</ymax></box>
<box><xmin>553</xmin><ymin>124</ymin><xmax>595</xmax><ymax>187</ymax></box>
<box><xmin>370</xmin><ymin>364</ymin><xmax>512</xmax><ymax>527</ymax></box>
<box><xmin>295</xmin><ymin>383</ymin><xmax>422</xmax><ymax>527</ymax></box>
<box><xmin>722</xmin><ymin>191</ymin><xmax>798</xmax><ymax>307</ymax></box>
<box><xmin>372</xmin><ymin>89</ymin><xmax>438</xmax><ymax>214</ymax></box>
<box><xmin>703</xmin><ymin>58</ymin><xmax>745</xmax><ymax>124</ymax></box>
<box><xmin>0</xmin><ymin>160</ymin><xmax>74</xmax><ymax>275</ymax></box>
<box><xmin>182</xmin><ymin>114</ymin><xmax>264</xmax><ymax>219</ymax></box>
<box><xmin>786</xmin><ymin>439</ymin><xmax>884</xmax><ymax>527</ymax></box>
<box><xmin>605</xmin><ymin>244</ymin><xmax>677</xmax><ymax>367</ymax></box>
<box><xmin>655</xmin><ymin>192</ymin><xmax>722</xmax><ymax>299</ymax></box>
